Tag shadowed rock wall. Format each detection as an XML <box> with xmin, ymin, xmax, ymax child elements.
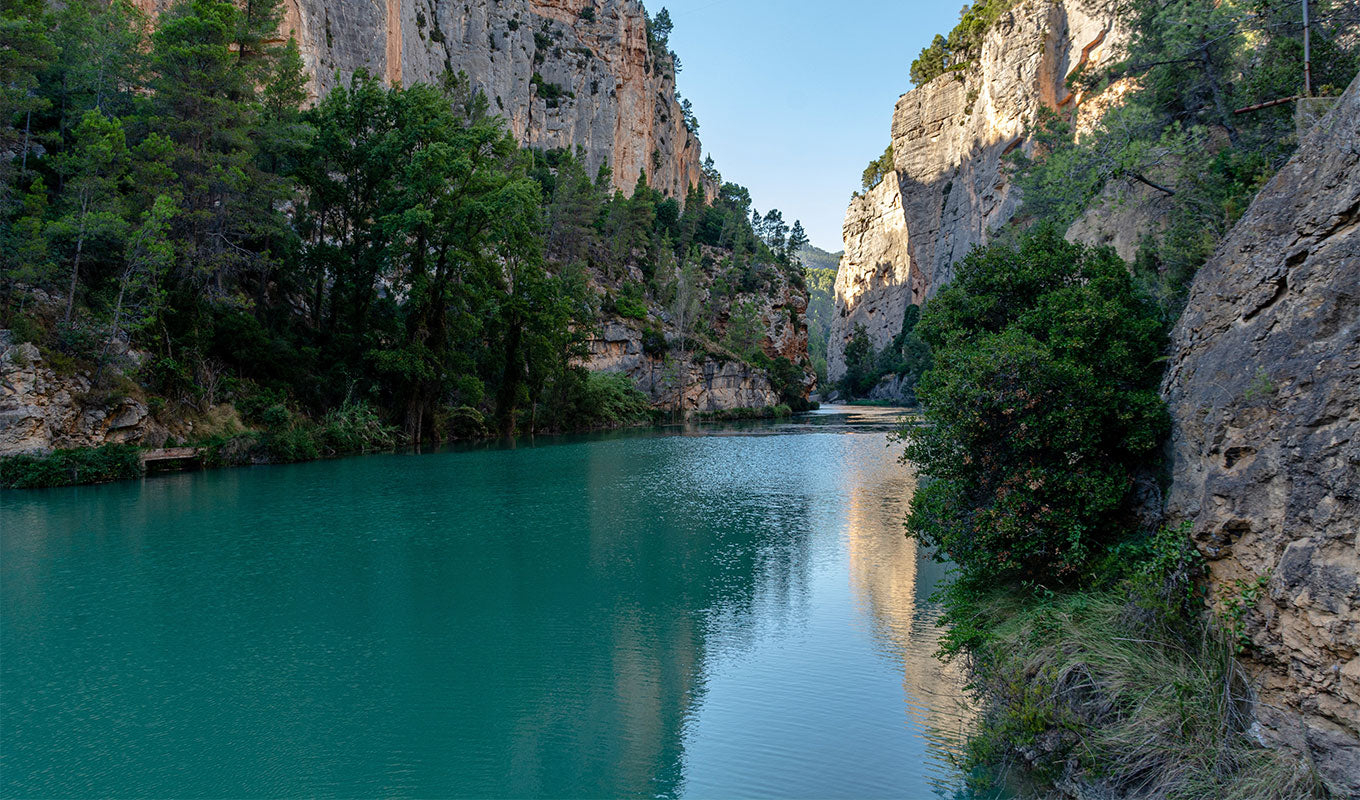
<box><xmin>1163</xmin><ymin>75</ymin><xmax>1360</xmax><ymax>794</ymax></box>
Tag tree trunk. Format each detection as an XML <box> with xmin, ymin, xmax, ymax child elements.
<box><xmin>64</xmin><ymin>205</ymin><xmax>89</xmax><ymax>323</ymax></box>
<box><xmin>1200</xmin><ymin>45</ymin><xmax>1241</xmax><ymax>148</ymax></box>
<box><xmin>496</xmin><ymin>319</ymin><xmax>524</xmax><ymax>437</ymax></box>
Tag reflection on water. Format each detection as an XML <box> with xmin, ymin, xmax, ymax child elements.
<box><xmin>2</xmin><ymin>405</ymin><xmax>980</xmax><ymax>798</ymax></box>
<box><xmin>840</xmin><ymin>422</ymin><xmax>974</xmax><ymax>796</ymax></box>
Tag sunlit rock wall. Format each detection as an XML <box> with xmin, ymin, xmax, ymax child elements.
<box><xmin>829</xmin><ymin>0</ymin><xmax>1125</xmax><ymax>380</ymax></box>
<box><xmin>133</xmin><ymin>0</ymin><xmax>711</xmax><ymax>200</ymax></box>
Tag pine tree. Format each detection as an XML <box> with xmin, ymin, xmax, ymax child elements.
<box><xmin>787</xmin><ymin>220</ymin><xmax>809</xmax><ymax>265</ymax></box>
<box><xmin>48</xmin><ymin>109</ymin><xmax>130</xmax><ymax>321</ymax></box>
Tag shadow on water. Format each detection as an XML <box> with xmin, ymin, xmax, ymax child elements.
<box><xmin>1</xmin><ymin>403</ymin><xmax>995</xmax><ymax>799</ymax></box>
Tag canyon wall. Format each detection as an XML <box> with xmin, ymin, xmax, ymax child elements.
<box><xmin>583</xmin><ymin>266</ymin><xmax>810</xmax><ymax>414</ymax></box>
<box><xmin>1162</xmin><ymin>75</ymin><xmax>1360</xmax><ymax>793</ymax></box>
<box><xmin>829</xmin><ymin>0</ymin><xmax>1125</xmax><ymax>380</ymax></box>
<box><xmin>136</xmin><ymin>0</ymin><xmax>711</xmax><ymax>200</ymax></box>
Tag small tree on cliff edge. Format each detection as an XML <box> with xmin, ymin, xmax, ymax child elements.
<box><xmin>904</xmin><ymin>225</ymin><xmax>1168</xmax><ymax>584</ymax></box>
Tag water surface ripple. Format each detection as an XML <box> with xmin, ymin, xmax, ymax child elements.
<box><xmin>2</xmin><ymin>406</ymin><xmax>977</xmax><ymax>798</ymax></box>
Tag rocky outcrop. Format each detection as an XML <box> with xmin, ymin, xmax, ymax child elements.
<box><xmin>584</xmin><ymin>268</ymin><xmax>811</xmax><ymax>414</ymax></box>
<box><xmin>132</xmin><ymin>0</ymin><xmax>709</xmax><ymax>199</ymax></box>
<box><xmin>585</xmin><ymin>321</ymin><xmax>781</xmax><ymax>413</ymax></box>
<box><xmin>829</xmin><ymin>0</ymin><xmax>1125</xmax><ymax>380</ymax></box>
<box><xmin>0</xmin><ymin>339</ymin><xmax>162</xmax><ymax>453</ymax></box>
<box><xmin>1162</xmin><ymin>75</ymin><xmax>1360</xmax><ymax>794</ymax></box>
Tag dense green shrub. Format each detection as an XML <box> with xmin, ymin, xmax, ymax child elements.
<box><xmin>252</xmin><ymin>401</ymin><xmax>401</xmax><ymax>462</ymax></box>
<box><xmin>529</xmin><ymin>72</ymin><xmax>573</xmax><ymax>107</ymax></box>
<box><xmin>612</xmin><ymin>282</ymin><xmax>649</xmax><ymax>320</ymax></box>
<box><xmin>316</xmin><ymin>401</ymin><xmax>401</xmax><ymax>453</ymax></box>
<box><xmin>752</xmin><ymin>353</ymin><xmax>814</xmax><ymax>411</ymax></box>
<box><xmin>566</xmin><ymin>371</ymin><xmax>655</xmax><ymax>429</ymax></box>
<box><xmin>1</xmin><ymin>444</ymin><xmax>143</xmax><ymax>489</ymax></box>
<box><xmin>904</xmin><ymin>226</ymin><xmax>1168</xmax><ymax>583</ymax></box>
<box><xmin>695</xmin><ymin>404</ymin><xmax>791</xmax><ymax>421</ymax></box>
<box><xmin>435</xmin><ymin>405</ymin><xmax>488</xmax><ymax>440</ymax></box>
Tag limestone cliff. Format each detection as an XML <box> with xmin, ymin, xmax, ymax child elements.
<box><xmin>1162</xmin><ymin>75</ymin><xmax>1360</xmax><ymax>793</ymax></box>
<box><xmin>0</xmin><ymin>340</ymin><xmax>159</xmax><ymax>453</ymax></box>
<box><xmin>136</xmin><ymin>0</ymin><xmax>710</xmax><ymax>200</ymax></box>
<box><xmin>827</xmin><ymin>171</ymin><xmax>918</xmax><ymax>381</ymax></box>
<box><xmin>829</xmin><ymin>0</ymin><xmax>1125</xmax><ymax>380</ymax></box>
<box><xmin>583</xmin><ymin>263</ymin><xmax>810</xmax><ymax>414</ymax></box>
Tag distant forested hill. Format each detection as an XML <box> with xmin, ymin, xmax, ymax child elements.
<box><xmin>799</xmin><ymin>245</ymin><xmax>843</xmax><ymax>272</ymax></box>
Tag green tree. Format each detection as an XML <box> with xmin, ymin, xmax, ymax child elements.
<box><xmin>47</xmin><ymin>109</ymin><xmax>130</xmax><ymax>321</ymax></box>
<box><xmin>839</xmin><ymin>323</ymin><xmax>875</xmax><ymax>397</ymax></box>
<box><xmin>860</xmin><ymin>144</ymin><xmax>894</xmax><ymax>192</ymax></box>
<box><xmin>300</xmin><ymin>73</ymin><xmax>544</xmax><ymax>440</ymax></box>
<box><xmin>669</xmin><ymin>256</ymin><xmax>702</xmax><ymax>351</ymax></box>
<box><xmin>41</xmin><ymin>0</ymin><xmax>146</xmax><ymax>136</ymax></box>
<box><xmin>147</xmin><ymin>0</ymin><xmax>291</xmax><ymax>298</ymax></box>
<box><xmin>99</xmin><ymin>194</ymin><xmax>176</xmax><ymax>373</ymax></box>
<box><xmin>0</xmin><ymin>0</ymin><xmax>55</xmax><ymax>215</ymax></box>
<box><xmin>722</xmin><ymin>299</ymin><xmax>764</xmax><ymax>361</ymax></box>
<box><xmin>544</xmin><ymin>148</ymin><xmax>602</xmax><ymax>264</ymax></box>
<box><xmin>904</xmin><ymin>226</ymin><xmax>1168</xmax><ymax>583</ymax></box>
<box><xmin>786</xmin><ymin>220</ymin><xmax>809</xmax><ymax>265</ymax></box>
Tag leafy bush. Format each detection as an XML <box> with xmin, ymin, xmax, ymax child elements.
<box><xmin>759</xmin><ymin>354</ymin><xmax>813</xmax><ymax>411</ymax></box>
<box><xmin>568</xmin><ymin>371</ymin><xmax>654</xmax><ymax>428</ymax></box>
<box><xmin>6</xmin><ymin>313</ymin><xmax>45</xmax><ymax>346</ymax></box>
<box><xmin>530</xmin><ymin>72</ymin><xmax>573</xmax><ymax>107</ymax></box>
<box><xmin>612</xmin><ymin>282</ymin><xmax>649</xmax><ymax>320</ymax></box>
<box><xmin>435</xmin><ymin>405</ymin><xmax>488</xmax><ymax>440</ymax></box>
<box><xmin>316</xmin><ymin>401</ymin><xmax>401</xmax><ymax>453</ymax></box>
<box><xmin>695</xmin><ymin>405</ymin><xmax>791</xmax><ymax>421</ymax></box>
<box><xmin>641</xmin><ymin>325</ymin><xmax>668</xmax><ymax>356</ymax></box>
<box><xmin>1</xmin><ymin>445</ymin><xmax>143</xmax><ymax>489</ymax></box>
<box><xmin>904</xmin><ymin>226</ymin><xmax>1168</xmax><ymax>584</ymax></box>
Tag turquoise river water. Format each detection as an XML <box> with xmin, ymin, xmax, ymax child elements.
<box><xmin>2</xmin><ymin>406</ymin><xmax>981</xmax><ymax>798</ymax></box>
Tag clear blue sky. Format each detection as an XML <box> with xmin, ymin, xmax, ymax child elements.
<box><xmin>661</xmin><ymin>1</ymin><xmax>961</xmax><ymax>251</ymax></box>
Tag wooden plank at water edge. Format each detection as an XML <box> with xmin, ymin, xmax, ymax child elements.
<box><xmin>140</xmin><ymin>447</ymin><xmax>205</xmax><ymax>472</ymax></box>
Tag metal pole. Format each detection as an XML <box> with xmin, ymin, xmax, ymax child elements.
<box><xmin>1303</xmin><ymin>0</ymin><xmax>1312</xmax><ymax>96</ymax></box>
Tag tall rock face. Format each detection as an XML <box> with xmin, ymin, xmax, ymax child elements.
<box><xmin>136</xmin><ymin>0</ymin><xmax>710</xmax><ymax>200</ymax></box>
<box><xmin>829</xmin><ymin>0</ymin><xmax>1124</xmax><ymax>380</ymax></box>
<box><xmin>1162</xmin><ymin>76</ymin><xmax>1360</xmax><ymax>793</ymax></box>
<box><xmin>827</xmin><ymin>171</ymin><xmax>918</xmax><ymax>381</ymax></box>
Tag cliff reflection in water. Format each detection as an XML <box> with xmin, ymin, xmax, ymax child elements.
<box><xmin>2</xmin><ymin>407</ymin><xmax>975</xmax><ymax>799</ymax></box>
<box><xmin>842</xmin><ymin>428</ymin><xmax>974</xmax><ymax>794</ymax></box>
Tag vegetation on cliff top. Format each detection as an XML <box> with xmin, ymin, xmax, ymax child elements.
<box><xmin>859</xmin><ymin>144</ymin><xmax>894</xmax><ymax>193</ymax></box>
<box><xmin>909</xmin><ymin>0</ymin><xmax>1020</xmax><ymax>86</ymax></box>
<box><xmin>1014</xmin><ymin>0</ymin><xmax>1359</xmax><ymax>314</ymax></box>
<box><xmin>0</xmin><ymin>0</ymin><xmax>812</xmax><ymax>480</ymax></box>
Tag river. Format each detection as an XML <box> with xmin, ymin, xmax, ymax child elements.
<box><xmin>1</xmin><ymin>406</ymin><xmax>980</xmax><ymax>798</ymax></box>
